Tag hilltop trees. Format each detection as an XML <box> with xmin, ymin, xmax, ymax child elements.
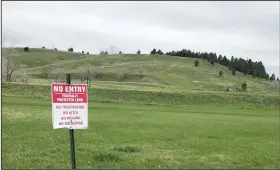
<box><xmin>150</xmin><ymin>48</ymin><xmax>164</xmax><ymax>55</ymax></box>
<box><xmin>150</xmin><ymin>48</ymin><xmax>157</xmax><ymax>55</ymax></box>
<box><xmin>137</xmin><ymin>50</ymin><xmax>141</xmax><ymax>54</ymax></box>
<box><xmin>270</xmin><ymin>74</ymin><xmax>276</xmax><ymax>81</ymax></box>
<box><xmin>119</xmin><ymin>51</ymin><xmax>122</xmax><ymax>54</ymax></box>
<box><xmin>195</xmin><ymin>60</ymin><xmax>199</xmax><ymax>67</ymax></box>
<box><xmin>24</xmin><ymin>47</ymin><xmax>29</xmax><ymax>52</ymax></box>
<box><xmin>165</xmin><ymin>48</ymin><xmax>273</xmax><ymax>80</ymax></box>
<box><xmin>157</xmin><ymin>49</ymin><xmax>164</xmax><ymax>55</ymax></box>
<box><xmin>68</xmin><ymin>47</ymin><xmax>73</xmax><ymax>52</ymax></box>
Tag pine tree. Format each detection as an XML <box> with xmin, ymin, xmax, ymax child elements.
<box><xmin>150</xmin><ymin>48</ymin><xmax>157</xmax><ymax>55</ymax></box>
<box><xmin>157</xmin><ymin>49</ymin><xmax>164</xmax><ymax>55</ymax></box>
<box><xmin>270</xmin><ymin>74</ymin><xmax>276</xmax><ymax>81</ymax></box>
<box><xmin>137</xmin><ymin>50</ymin><xmax>141</xmax><ymax>54</ymax></box>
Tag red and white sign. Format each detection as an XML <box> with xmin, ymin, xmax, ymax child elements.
<box><xmin>52</xmin><ymin>83</ymin><xmax>88</xmax><ymax>129</ymax></box>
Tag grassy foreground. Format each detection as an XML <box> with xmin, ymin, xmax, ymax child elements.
<box><xmin>2</xmin><ymin>83</ymin><xmax>280</xmax><ymax>168</ymax></box>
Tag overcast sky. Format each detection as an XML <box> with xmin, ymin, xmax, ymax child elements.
<box><xmin>2</xmin><ymin>1</ymin><xmax>279</xmax><ymax>77</ymax></box>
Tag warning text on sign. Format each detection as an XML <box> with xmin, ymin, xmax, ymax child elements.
<box><xmin>52</xmin><ymin>84</ymin><xmax>88</xmax><ymax>129</ymax></box>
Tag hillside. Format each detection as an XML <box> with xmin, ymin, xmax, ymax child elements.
<box><xmin>2</xmin><ymin>48</ymin><xmax>279</xmax><ymax>93</ymax></box>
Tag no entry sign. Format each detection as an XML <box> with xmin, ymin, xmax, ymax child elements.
<box><xmin>52</xmin><ymin>83</ymin><xmax>88</xmax><ymax>129</ymax></box>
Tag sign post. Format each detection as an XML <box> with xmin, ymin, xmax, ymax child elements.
<box><xmin>51</xmin><ymin>74</ymin><xmax>88</xmax><ymax>169</ymax></box>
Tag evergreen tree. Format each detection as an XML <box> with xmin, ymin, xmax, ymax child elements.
<box><xmin>211</xmin><ymin>60</ymin><xmax>214</xmax><ymax>65</ymax></box>
<box><xmin>119</xmin><ymin>51</ymin><xmax>122</xmax><ymax>54</ymax></box>
<box><xmin>24</xmin><ymin>47</ymin><xmax>29</xmax><ymax>52</ymax></box>
<box><xmin>218</xmin><ymin>55</ymin><xmax>223</xmax><ymax>64</ymax></box>
<box><xmin>265</xmin><ymin>73</ymin><xmax>270</xmax><ymax>81</ymax></box>
<box><xmin>137</xmin><ymin>50</ymin><xmax>141</xmax><ymax>54</ymax></box>
<box><xmin>150</xmin><ymin>48</ymin><xmax>157</xmax><ymax>55</ymax></box>
<box><xmin>157</xmin><ymin>49</ymin><xmax>164</xmax><ymax>55</ymax></box>
<box><xmin>270</xmin><ymin>74</ymin><xmax>276</xmax><ymax>81</ymax></box>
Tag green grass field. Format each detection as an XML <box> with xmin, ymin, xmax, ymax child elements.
<box><xmin>2</xmin><ymin>48</ymin><xmax>280</xmax><ymax>168</ymax></box>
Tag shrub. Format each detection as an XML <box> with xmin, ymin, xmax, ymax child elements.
<box><xmin>42</xmin><ymin>46</ymin><xmax>45</xmax><ymax>49</ymax></box>
<box><xmin>54</xmin><ymin>48</ymin><xmax>57</xmax><ymax>50</ymax></box>
<box><xmin>119</xmin><ymin>51</ymin><xmax>122</xmax><ymax>54</ymax></box>
<box><xmin>24</xmin><ymin>47</ymin><xmax>29</xmax><ymax>52</ymax></box>
<box><xmin>242</xmin><ymin>82</ymin><xmax>247</xmax><ymax>91</ymax></box>
<box><xmin>137</xmin><ymin>50</ymin><xmax>141</xmax><ymax>54</ymax></box>
<box><xmin>68</xmin><ymin>47</ymin><xmax>73</xmax><ymax>52</ymax></box>
<box><xmin>87</xmin><ymin>52</ymin><xmax>89</xmax><ymax>54</ymax></box>
<box><xmin>211</xmin><ymin>60</ymin><xmax>214</xmax><ymax>65</ymax></box>
<box><xmin>82</xmin><ymin>51</ymin><xmax>84</xmax><ymax>54</ymax></box>
<box><xmin>195</xmin><ymin>60</ymin><xmax>199</xmax><ymax>67</ymax></box>
<box><xmin>232</xmin><ymin>69</ymin><xmax>236</xmax><ymax>76</ymax></box>
<box><xmin>219</xmin><ymin>70</ymin><xmax>223</xmax><ymax>77</ymax></box>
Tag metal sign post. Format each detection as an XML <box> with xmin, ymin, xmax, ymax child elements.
<box><xmin>66</xmin><ymin>74</ymin><xmax>76</xmax><ymax>169</ymax></box>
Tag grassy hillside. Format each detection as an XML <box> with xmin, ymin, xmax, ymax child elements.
<box><xmin>2</xmin><ymin>48</ymin><xmax>280</xmax><ymax>168</ymax></box>
<box><xmin>2</xmin><ymin>48</ymin><xmax>279</xmax><ymax>93</ymax></box>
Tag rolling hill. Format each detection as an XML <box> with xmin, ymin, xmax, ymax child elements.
<box><xmin>2</xmin><ymin>48</ymin><xmax>279</xmax><ymax>93</ymax></box>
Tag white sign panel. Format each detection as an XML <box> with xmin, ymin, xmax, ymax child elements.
<box><xmin>52</xmin><ymin>83</ymin><xmax>88</xmax><ymax>129</ymax></box>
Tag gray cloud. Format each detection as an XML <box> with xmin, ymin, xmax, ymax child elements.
<box><xmin>2</xmin><ymin>1</ymin><xmax>279</xmax><ymax>77</ymax></box>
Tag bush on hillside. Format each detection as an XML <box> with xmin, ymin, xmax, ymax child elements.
<box><xmin>42</xmin><ymin>46</ymin><xmax>45</xmax><ymax>49</ymax></box>
<box><xmin>242</xmin><ymin>82</ymin><xmax>247</xmax><ymax>91</ymax></box>
<box><xmin>82</xmin><ymin>51</ymin><xmax>84</xmax><ymax>54</ymax></box>
<box><xmin>87</xmin><ymin>52</ymin><xmax>89</xmax><ymax>54</ymax></box>
<box><xmin>232</xmin><ymin>69</ymin><xmax>236</xmax><ymax>76</ymax></box>
<box><xmin>24</xmin><ymin>47</ymin><xmax>29</xmax><ymax>52</ymax></box>
<box><xmin>211</xmin><ymin>60</ymin><xmax>214</xmax><ymax>65</ymax></box>
<box><xmin>150</xmin><ymin>48</ymin><xmax>157</xmax><ymax>55</ymax></box>
<box><xmin>219</xmin><ymin>70</ymin><xmax>223</xmax><ymax>77</ymax></box>
<box><xmin>195</xmin><ymin>60</ymin><xmax>199</xmax><ymax>67</ymax></box>
<box><xmin>54</xmin><ymin>48</ymin><xmax>57</xmax><ymax>50</ymax></box>
<box><xmin>137</xmin><ymin>50</ymin><xmax>141</xmax><ymax>54</ymax></box>
<box><xmin>119</xmin><ymin>51</ymin><xmax>122</xmax><ymax>54</ymax></box>
<box><xmin>68</xmin><ymin>47</ymin><xmax>73</xmax><ymax>52</ymax></box>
